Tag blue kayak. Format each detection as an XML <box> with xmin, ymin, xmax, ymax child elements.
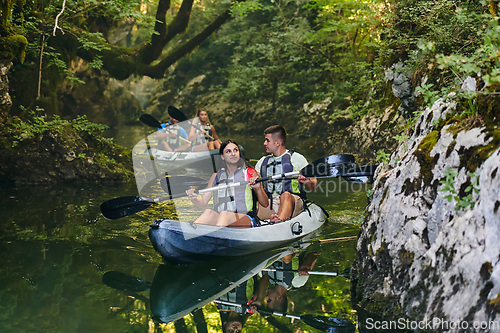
<box><xmin>148</xmin><ymin>201</ymin><xmax>328</xmax><ymax>264</ymax></box>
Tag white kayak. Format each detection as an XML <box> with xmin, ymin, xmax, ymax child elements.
<box><xmin>148</xmin><ymin>201</ymin><xmax>328</xmax><ymax>264</ymax></box>
<box><xmin>147</xmin><ymin>147</ymin><xmax>221</xmax><ymax>171</ymax></box>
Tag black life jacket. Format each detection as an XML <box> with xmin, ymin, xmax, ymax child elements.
<box><xmin>259</xmin><ymin>150</ymin><xmax>307</xmax><ymax>200</ymax></box>
<box><xmin>163</xmin><ymin>123</ymin><xmax>181</xmax><ymax>149</ymax></box>
<box><xmin>213</xmin><ymin>166</ymin><xmax>258</xmax><ymax>215</ymax></box>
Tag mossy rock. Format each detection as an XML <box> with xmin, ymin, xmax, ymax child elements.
<box><xmin>0</xmin><ymin>35</ymin><xmax>28</xmax><ymax>63</ymax></box>
<box><xmin>413</xmin><ymin>130</ymin><xmax>440</xmax><ymax>184</ymax></box>
<box><xmin>0</xmin><ymin>116</ymin><xmax>133</xmax><ymax>184</ymax></box>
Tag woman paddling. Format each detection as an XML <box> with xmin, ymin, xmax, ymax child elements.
<box><xmin>186</xmin><ymin>139</ymin><xmax>269</xmax><ymax>228</ymax></box>
<box><xmin>187</xmin><ymin>109</ymin><xmax>222</xmax><ymax>151</ymax></box>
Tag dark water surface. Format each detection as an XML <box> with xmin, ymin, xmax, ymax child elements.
<box><xmin>0</xmin><ymin>126</ymin><xmax>370</xmax><ymax>332</ymax></box>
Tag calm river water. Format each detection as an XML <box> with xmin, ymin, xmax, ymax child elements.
<box><xmin>0</xmin><ymin>124</ymin><xmax>372</xmax><ymax>332</ymax></box>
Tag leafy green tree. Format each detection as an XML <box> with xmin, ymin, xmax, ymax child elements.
<box><xmin>2</xmin><ymin>0</ymin><xmax>252</xmax><ymax>113</ymax></box>
<box><xmin>206</xmin><ymin>0</ymin><xmax>388</xmax><ymax>132</ymax></box>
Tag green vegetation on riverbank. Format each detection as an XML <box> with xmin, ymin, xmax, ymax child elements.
<box><xmin>1</xmin><ymin>0</ymin><xmax>499</xmax><ymax>184</ymax></box>
<box><xmin>0</xmin><ymin>109</ymin><xmax>133</xmax><ymax>184</ymax></box>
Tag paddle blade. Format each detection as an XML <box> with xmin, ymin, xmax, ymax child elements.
<box><xmin>301</xmin><ymin>315</ymin><xmax>356</xmax><ymax>333</ymax></box>
<box><xmin>139</xmin><ymin>114</ymin><xmax>161</xmax><ymax>128</ymax></box>
<box><xmin>168</xmin><ymin>105</ymin><xmax>189</xmax><ymax>122</ymax></box>
<box><xmin>340</xmin><ymin>267</ymin><xmax>352</xmax><ymax>279</ymax></box>
<box><xmin>342</xmin><ymin>164</ymin><xmax>379</xmax><ymax>184</ymax></box>
<box><xmin>102</xmin><ymin>271</ymin><xmax>152</xmax><ymax>292</ymax></box>
<box><xmin>100</xmin><ymin>196</ymin><xmax>155</xmax><ymax>220</ymax></box>
<box><xmin>160</xmin><ymin>176</ymin><xmax>207</xmax><ymax>196</ymax></box>
<box><xmin>300</xmin><ymin>154</ymin><xmax>355</xmax><ymax>178</ymax></box>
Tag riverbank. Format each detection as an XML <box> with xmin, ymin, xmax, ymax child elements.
<box><xmin>0</xmin><ymin>110</ymin><xmax>133</xmax><ymax>185</ymax></box>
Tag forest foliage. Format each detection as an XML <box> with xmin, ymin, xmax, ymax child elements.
<box><xmin>1</xmin><ymin>0</ymin><xmax>499</xmax><ymax>135</ymax></box>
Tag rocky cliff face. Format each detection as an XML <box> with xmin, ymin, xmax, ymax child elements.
<box><xmin>0</xmin><ymin>61</ymin><xmax>12</xmax><ymax>126</ymax></box>
<box><xmin>353</xmin><ymin>93</ymin><xmax>500</xmax><ymax>329</ymax></box>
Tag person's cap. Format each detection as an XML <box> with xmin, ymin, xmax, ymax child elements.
<box><xmin>168</xmin><ymin>105</ymin><xmax>188</xmax><ymax>122</ymax></box>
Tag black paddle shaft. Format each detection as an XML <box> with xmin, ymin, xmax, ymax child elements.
<box><xmin>213</xmin><ymin>300</ymin><xmax>355</xmax><ymax>332</ymax></box>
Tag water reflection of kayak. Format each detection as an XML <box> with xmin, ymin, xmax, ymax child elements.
<box><xmin>150</xmin><ymin>246</ymin><xmax>304</xmax><ymax>324</ymax></box>
<box><xmin>148</xmin><ymin>201</ymin><xmax>327</xmax><ymax>264</ymax></box>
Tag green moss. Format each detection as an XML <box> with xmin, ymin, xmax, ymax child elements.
<box><xmin>1</xmin><ymin>114</ymin><xmax>133</xmax><ymax>183</ymax></box>
<box><xmin>419</xmin><ymin>130</ymin><xmax>439</xmax><ymax>152</ymax></box>
<box><xmin>359</xmin><ymin>292</ymin><xmax>403</xmax><ymax>319</ymax></box>
<box><xmin>375</xmin><ymin>241</ymin><xmax>387</xmax><ymax>257</ymax></box>
<box><xmin>381</xmin><ymin>187</ymin><xmax>389</xmax><ymax>204</ymax></box>
<box><xmin>464</xmin><ymin>130</ymin><xmax>500</xmax><ymax>171</ymax></box>
<box><xmin>413</xmin><ymin>130</ymin><xmax>440</xmax><ymax>184</ymax></box>
<box><xmin>0</xmin><ymin>35</ymin><xmax>28</xmax><ymax>63</ymax></box>
<box><xmin>489</xmin><ymin>293</ymin><xmax>500</xmax><ymax>310</ymax></box>
<box><xmin>398</xmin><ymin>249</ymin><xmax>415</xmax><ymax>269</ymax></box>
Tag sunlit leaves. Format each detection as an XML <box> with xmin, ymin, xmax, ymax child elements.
<box><xmin>230</xmin><ymin>0</ymin><xmax>263</xmax><ymax>17</ymax></box>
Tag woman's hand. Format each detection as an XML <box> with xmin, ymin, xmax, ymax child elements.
<box><xmin>248</xmin><ymin>175</ymin><xmax>261</xmax><ymax>189</ymax></box>
<box><xmin>186</xmin><ymin>188</ymin><xmax>198</xmax><ymax>200</ymax></box>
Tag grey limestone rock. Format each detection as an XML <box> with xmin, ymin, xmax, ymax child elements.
<box><xmin>354</xmin><ymin>94</ymin><xmax>500</xmax><ymax>329</ymax></box>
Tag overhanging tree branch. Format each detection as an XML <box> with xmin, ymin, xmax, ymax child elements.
<box><xmin>75</xmin><ymin>1</ymin><xmax>242</xmax><ymax>80</ymax></box>
<box><xmin>140</xmin><ymin>6</ymin><xmax>233</xmax><ymax>78</ymax></box>
<box><xmin>139</xmin><ymin>0</ymin><xmax>195</xmax><ymax>64</ymax></box>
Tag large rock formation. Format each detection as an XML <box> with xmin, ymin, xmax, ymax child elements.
<box><xmin>353</xmin><ymin>92</ymin><xmax>500</xmax><ymax>330</ymax></box>
<box><xmin>0</xmin><ymin>61</ymin><xmax>12</xmax><ymax>125</ymax></box>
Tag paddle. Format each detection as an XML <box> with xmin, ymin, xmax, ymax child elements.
<box><xmin>139</xmin><ymin>113</ymin><xmax>162</xmax><ymax>129</ymax></box>
<box><xmin>102</xmin><ymin>271</ymin><xmax>152</xmax><ymax>292</ymax></box>
<box><xmin>341</xmin><ymin>164</ymin><xmax>378</xmax><ymax>184</ymax></box>
<box><xmin>100</xmin><ymin>176</ymin><xmax>208</xmax><ymax>220</ymax></box>
<box><xmin>261</xmin><ymin>267</ymin><xmax>351</xmax><ymax>278</ymax></box>
<box><xmin>213</xmin><ymin>299</ymin><xmax>356</xmax><ymax>332</ymax></box>
<box><xmin>100</xmin><ymin>154</ymin><xmax>354</xmax><ymax>219</ymax></box>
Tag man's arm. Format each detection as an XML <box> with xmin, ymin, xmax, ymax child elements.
<box><xmin>298</xmin><ymin>252</ymin><xmax>318</xmax><ymax>276</ymax></box>
<box><xmin>211</xmin><ymin>125</ymin><xmax>222</xmax><ymax>145</ymax></box>
<box><xmin>293</xmin><ymin>153</ymin><xmax>318</xmax><ymax>191</ymax></box>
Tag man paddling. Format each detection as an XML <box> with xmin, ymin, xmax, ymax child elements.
<box><xmin>254</xmin><ymin>125</ymin><xmax>317</xmax><ymax>223</ymax></box>
<box><xmin>156</xmin><ymin>105</ymin><xmax>189</xmax><ymax>151</ymax></box>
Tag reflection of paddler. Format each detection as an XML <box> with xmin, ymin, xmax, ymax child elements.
<box><xmin>216</xmin><ymin>248</ymin><xmax>316</xmax><ymax>332</ymax></box>
<box><xmin>149</xmin><ymin>247</ymin><xmax>290</xmax><ymax>324</ymax></box>
<box><xmin>156</xmin><ymin>105</ymin><xmax>189</xmax><ymax>151</ymax></box>
<box><xmin>216</xmin><ymin>277</ymin><xmax>257</xmax><ymax>333</ymax></box>
<box><xmin>254</xmin><ymin>251</ymin><xmax>318</xmax><ymax>313</ymax></box>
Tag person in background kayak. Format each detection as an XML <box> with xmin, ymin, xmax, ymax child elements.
<box><xmin>156</xmin><ymin>105</ymin><xmax>189</xmax><ymax>151</ymax></box>
<box><xmin>187</xmin><ymin>109</ymin><xmax>222</xmax><ymax>151</ymax></box>
<box><xmin>255</xmin><ymin>125</ymin><xmax>317</xmax><ymax>223</ymax></box>
<box><xmin>186</xmin><ymin>139</ymin><xmax>269</xmax><ymax>228</ymax></box>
